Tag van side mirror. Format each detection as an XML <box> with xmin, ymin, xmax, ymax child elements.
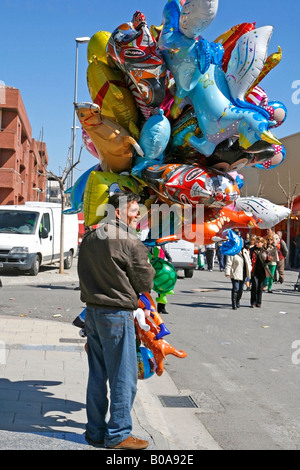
<box><xmin>40</xmin><ymin>227</ymin><xmax>49</xmax><ymax>239</ymax></box>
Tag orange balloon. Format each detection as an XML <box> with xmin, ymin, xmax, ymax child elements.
<box><xmin>135</xmin><ymin>293</ymin><xmax>187</xmax><ymax>377</ymax></box>
<box><xmin>180</xmin><ymin>206</ymin><xmax>260</xmax><ymax>245</ymax></box>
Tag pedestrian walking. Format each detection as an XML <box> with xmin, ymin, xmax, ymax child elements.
<box><xmin>275</xmin><ymin>231</ymin><xmax>288</xmax><ymax>283</ymax></box>
<box><xmin>263</xmin><ymin>235</ymin><xmax>279</xmax><ymax>293</ymax></box>
<box><xmin>205</xmin><ymin>243</ymin><xmax>215</xmax><ymax>271</ymax></box>
<box><xmin>77</xmin><ymin>192</ymin><xmax>155</xmax><ymax>450</ymax></box>
<box><xmin>249</xmin><ymin>237</ymin><xmax>269</xmax><ymax>308</ymax></box>
<box><xmin>225</xmin><ymin>247</ymin><xmax>252</xmax><ymax>310</ymax></box>
<box><xmin>196</xmin><ymin>245</ymin><xmax>205</xmax><ymax>270</ymax></box>
<box><xmin>216</xmin><ymin>241</ymin><xmax>226</xmax><ymax>271</ymax></box>
<box><xmin>243</xmin><ymin>232</ymin><xmax>251</xmax><ymax>250</ymax></box>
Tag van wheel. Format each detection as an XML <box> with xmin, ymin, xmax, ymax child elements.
<box><xmin>29</xmin><ymin>255</ymin><xmax>40</xmax><ymax>276</ymax></box>
<box><xmin>64</xmin><ymin>251</ymin><xmax>73</xmax><ymax>270</ymax></box>
<box><xmin>184</xmin><ymin>269</ymin><xmax>194</xmax><ymax>278</ymax></box>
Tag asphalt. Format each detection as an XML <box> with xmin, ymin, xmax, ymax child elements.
<box><xmin>0</xmin><ymin>262</ymin><xmax>222</xmax><ymax>451</ymax></box>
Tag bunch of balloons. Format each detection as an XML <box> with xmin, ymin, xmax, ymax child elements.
<box><xmin>67</xmin><ymin>0</ymin><xmax>289</xmax><ymax>241</ymax></box>
<box><xmin>68</xmin><ymin>0</ymin><xmax>291</xmax><ymax>377</ymax></box>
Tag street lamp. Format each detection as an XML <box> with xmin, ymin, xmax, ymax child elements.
<box><xmin>70</xmin><ymin>36</ymin><xmax>90</xmax><ymax>188</ymax></box>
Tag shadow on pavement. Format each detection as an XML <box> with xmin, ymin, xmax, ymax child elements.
<box><xmin>0</xmin><ymin>378</ymin><xmax>85</xmax><ymax>439</ymax></box>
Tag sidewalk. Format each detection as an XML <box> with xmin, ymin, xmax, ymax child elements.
<box><xmin>0</xmin><ymin>263</ymin><xmax>221</xmax><ymax>451</ymax></box>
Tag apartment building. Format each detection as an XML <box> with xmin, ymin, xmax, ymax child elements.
<box><xmin>0</xmin><ymin>85</ymin><xmax>48</xmax><ymax>205</ymax></box>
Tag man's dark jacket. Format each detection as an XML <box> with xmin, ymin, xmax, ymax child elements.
<box><xmin>78</xmin><ymin>219</ymin><xmax>155</xmax><ymax>310</ymax></box>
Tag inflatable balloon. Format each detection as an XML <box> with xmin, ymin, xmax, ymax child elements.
<box><xmin>246</xmin><ymin>46</ymin><xmax>282</xmax><ymax>96</ymax></box>
<box><xmin>246</xmin><ymin>84</ymin><xmax>269</xmax><ymax>108</ymax></box>
<box><xmin>220</xmin><ymin>229</ymin><xmax>243</xmax><ymax>256</ymax></box>
<box><xmin>232</xmin><ymin>196</ymin><xmax>291</xmax><ymax>229</ymax></box>
<box><xmin>75</xmin><ymin>102</ymin><xmax>144</xmax><ymax>173</ymax></box>
<box><xmin>151</xmin><ymin>257</ymin><xmax>177</xmax><ymax>304</ymax></box>
<box><xmin>83</xmin><ymin>170</ymin><xmax>140</xmax><ymax>226</ymax></box>
<box><xmin>266</xmin><ymin>101</ymin><xmax>287</xmax><ymax>128</ymax></box>
<box><xmin>179</xmin><ymin>0</ymin><xmax>219</xmax><ymax>39</ymax></box>
<box><xmin>132</xmin><ymin>109</ymin><xmax>171</xmax><ymax>177</ymax></box>
<box><xmin>159</xmin><ymin>2</ymin><xmax>282</xmax><ymax>157</ymax></box>
<box><xmin>138</xmin><ymin>292</ymin><xmax>170</xmax><ymax>340</ymax></box>
<box><xmin>87</xmin><ymin>31</ymin><xmax>111</xmax><ymax>65</ymax></box>
<box><xmin>246</xmin><ymin>86</ymin><xmax>287</xmax><ymax>130</ymax></box>
<box><xmin>137</xmin><ymin>346</ymin><xmax>157</xmax><ymax>380</ymax></box>
<box><xmin>168</xmin><ymin>106</ymin><xmax>203</xmax><ymax>160</ymax></box>
<box><xmin>254</xmin><ymin>144</ymin><xmax>286</xmax><ymax>170</ymax></box>
<box><xmin>214</xmin><ymin>22</ymin><xmax>256</xmax><ymax>72</ymax></box>
<box><xmin>63</xmin><ymin>165</ymin><xmax>98</xmax><ymax>215</ymax></box>
<box><xmin>106</xmin><ymin>11</ymin><xmax>167</xmax><ymax>116</ymax></box>
<box><xmin>82</xmin><ymin>129</ymin><xmax>99</xmax><ymax>159</ymax></box>
<box><xmin>225</xmin><ymin>26</ymin><xmax>273</xmax><ymax>104</ymax></box>
<box><xmin>141</xmin><ymin>163</ymin><xmax>240</xmax><ymax>207</ymax></box>
<box><xmin>86</xmin><ymin>59</ymin><xmax>140</xmax><ymax>139</ymax></box>
<box><xmin>178</xmin><ymin>206</ymin><xmax>260</xmax><ymax>245</ymax></box>
<box><xmin>135</xmin><ymin>317</ymin><xmax>187</xmax><ymax>376</ymax></box>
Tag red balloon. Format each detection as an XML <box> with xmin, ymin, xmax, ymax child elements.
<box><xmin>215</xmin><ymin>23</ymin><xmax>256</xmax><ymax>72</ymax></box>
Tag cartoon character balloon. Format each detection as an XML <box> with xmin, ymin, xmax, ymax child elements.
<box><xmin>106</xmin><ymin>11</ymin><xmax>167</xmax><ymax>118</ymax></box>
<box><xmin>159</xmin><ymin>1</ymin><xmax>282</xmax><ymax>157</ymax></box>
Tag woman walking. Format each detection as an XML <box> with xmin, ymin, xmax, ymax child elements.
<box><xmin>225</xmin><ymin>247</ymin><xmax>252</xmax><ymax>310</ymax></box>
<box><xmin>250</xmin><ymin>237</ymin><xmax>269</xmax><ymax>308</ymax></box>
<box><xmin>263</xmin><ymin>236</ymin><xmax>279</xmax><ymax>293</ymax></box>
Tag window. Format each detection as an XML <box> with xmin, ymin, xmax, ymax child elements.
<box><xmin>0</xmin><ymin>210</ymin><xmax>39</xmax><ymax>234</ymax></box>
<box><xmin>40</xmin><ymin>213</ymin><xmax>50</xmax><ymax>232</ymax></box>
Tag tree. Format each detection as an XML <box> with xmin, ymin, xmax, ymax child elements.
<box><xmin>38</xmin><ymin>144</ymin><xmax>83</xmax><ymax>274</ymax></box>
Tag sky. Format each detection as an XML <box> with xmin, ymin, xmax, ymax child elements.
<box><xmin>1</xmin><ymin>0</ymin><xmax>300</xmax><ymax>182</ymax></box>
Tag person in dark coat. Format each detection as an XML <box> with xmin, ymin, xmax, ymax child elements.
<box><xmin>249</xmin><ymin>237</ymin><xmax>269</xmax><ymax>308</ymax></box>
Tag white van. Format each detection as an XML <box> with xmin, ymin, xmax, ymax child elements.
<box><xmin>164</xmin><ymin>239</ymin><xmax>196</xmax><ymax>278</ymax></box>
<box><xmin>0</xmin><ymin>202</ymin><xmax>78</xmax><ymax>275</ymax></box>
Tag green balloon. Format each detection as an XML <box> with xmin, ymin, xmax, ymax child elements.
<box><xmin>151</xmin><ymin>258</ymin><xmax>177</xmax><ymax>294</ymax></box>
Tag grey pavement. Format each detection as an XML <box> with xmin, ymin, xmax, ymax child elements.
<box><xmin>0</xmin><ymin>261</ymin><xmax>221</xmax><ymax>451</ymax></box>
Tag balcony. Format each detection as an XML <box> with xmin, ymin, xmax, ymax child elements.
<box><xmin>0</xmin><ymin>168</ymin><xmax>22</xmax><ymax>191</ymax></box>
<box><xmin>0</xmin><ymin>129</ymin><xmax>18</xmax><ymax>150</ymax></box>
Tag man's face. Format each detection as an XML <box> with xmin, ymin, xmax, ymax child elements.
<box><xmin>117</xmin><ymin>201</ymin><xmax>140</xmax><ymax>229</ymax></box>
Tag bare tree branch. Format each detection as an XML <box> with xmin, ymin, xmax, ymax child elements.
<box><xmin>277</xmin><ymin>172</ymin><xmax>289</xmax><ymax>201</ymax></box>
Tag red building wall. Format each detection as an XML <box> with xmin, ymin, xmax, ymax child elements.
<box><xmin>0</xmin><ymin>86</ymin><xmax>48</xmax><ymax>205</ymax></box>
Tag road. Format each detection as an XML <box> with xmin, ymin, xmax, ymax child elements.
<box><xmin>1</xmin><ymin>260</ymin><xmax>300</xmax><ymax>450</ymax></box>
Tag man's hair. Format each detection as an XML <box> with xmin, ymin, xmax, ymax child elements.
<box><xmin>108</xmin><ymin>192</ymin><xmax>141</xmax><ymax>210</ymax></box>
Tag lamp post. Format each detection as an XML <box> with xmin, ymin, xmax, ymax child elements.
<box><xmin>70</xmin><ymin>36</ymin><xmax>90</xmax><ymax>188</ymax></box>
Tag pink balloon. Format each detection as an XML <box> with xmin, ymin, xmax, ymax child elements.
<box><xmin>82</xmin><ymin>129</ymin><xmax>99</xmax><ymax>159</ymax></box>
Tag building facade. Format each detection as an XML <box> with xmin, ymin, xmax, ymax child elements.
<box><xmin>0</xmin><ymin>85</ymin><xmax>48</xmax><ymax>205</ymax></box>
<box><xmin>240</xmin><ymin>132</ymin><xmax>300</xmax><ymax>265</ymax></box>
<box><xmin>240</xmin><ymin>132</ymin><xmax>300</xmax><ymax>207</ymax></box>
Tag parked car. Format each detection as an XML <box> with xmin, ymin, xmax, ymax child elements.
<box><xmin>164</xmin><ymin>239</ymin><xmax>196</xmax><ymax>278</ymax></box>
<box><xmin>0</xmin><ymin>202</ymin><xmax>78</xmax><ymax>275</ymax></box>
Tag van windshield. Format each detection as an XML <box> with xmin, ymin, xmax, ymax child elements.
<box><xmin>0</xmin><ymin>210</ymin><xmax>39</xmax><ymax>234</ymax></box>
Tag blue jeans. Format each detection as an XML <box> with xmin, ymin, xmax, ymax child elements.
<box><xmin>84</xmin><ymin>307</ymin><xmax>138</xmax><ymax>446</ymax></box>
<box><xmin>231</xmin><ymin>279</ymin><xmax>244</xmax><ymax>294</ymax></box>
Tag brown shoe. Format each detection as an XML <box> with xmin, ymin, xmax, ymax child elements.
<box><xmin>107</xmin><ymin>435</ymin><xmax>149</xmax><ymax>450</ymax></box>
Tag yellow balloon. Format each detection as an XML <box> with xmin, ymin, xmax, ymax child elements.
<box><xmin>75</xmin><ymin>103</ymin><xmax>142</xmax><ymax>173</ymax></box>
<box><xmin>87</xmin><ymin>31</ymin><xmax>111</xmax><ymax>65</ymax></box>
<box><xmin>87</xmin><ymin>60</ymin><xmax>140</xmax><ymax>139</ymax></box>
<box><xmin>83</xmin><ymin>171</ymin><xmax>140</xmax><ymax>226</ymax></box>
